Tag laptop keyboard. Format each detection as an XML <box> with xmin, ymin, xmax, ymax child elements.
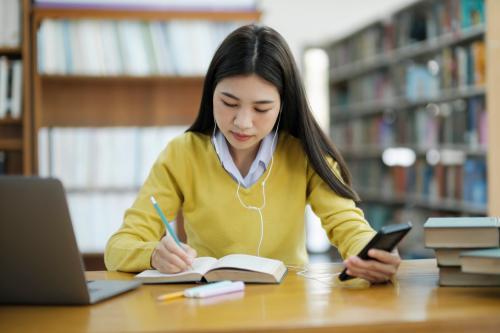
<box><xmin>87</xmin><ymin>280</ymin><xmax>100</xmax><ymax>293</ymax></box>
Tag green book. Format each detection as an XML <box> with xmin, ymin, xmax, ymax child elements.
<box><xmin>461</xmin><ymin>248</ymin><xmax>500</xmax><ymax>275</ymax></box>
<box><xmin>424</xmin><ymin>217</ymin><xmax>500</xmax><ymax>248</ymax></box>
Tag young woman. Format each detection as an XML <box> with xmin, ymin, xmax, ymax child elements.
<box><xmin>105</xmin><ymin>24</ymin><xmax>401</xmax><ymax>283</ymax></box>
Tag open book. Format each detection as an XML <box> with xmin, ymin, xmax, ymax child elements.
<box><xmin>135</xmin><ymin>254</ymin><xmax>287</xmax><ymax>284</ymax></box>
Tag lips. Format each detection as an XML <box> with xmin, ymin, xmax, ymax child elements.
<box><xmin>231</xmin><ymin>131</ymin><xmax>253</xmax><ymax>142</ymax></box>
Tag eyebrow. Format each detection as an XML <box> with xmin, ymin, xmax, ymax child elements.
<box><xmin>220</xmin><ymin>92</ymin><xmax>274</xmax><ymax>105</ymax></box>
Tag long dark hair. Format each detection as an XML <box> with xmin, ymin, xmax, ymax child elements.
<box><xmin>187</xmin><ymin>24</ymin><xmax>359</xmax><ymax>202</ymax></box>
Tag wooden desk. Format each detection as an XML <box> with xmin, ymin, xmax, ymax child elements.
<box><xmin>1</xmin><ymin>259</ymin><xmax>500</xmax><ymax>333</ymax></box>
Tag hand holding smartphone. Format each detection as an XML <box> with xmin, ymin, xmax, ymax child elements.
<box><xmin>338</xmin><ymin>222</ymin><xmax>412</xmax><ymax>281</ymax></box>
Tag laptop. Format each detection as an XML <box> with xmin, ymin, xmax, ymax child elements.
<box><xmin>0</xmin><ymin>176</ymin><xmax>141</xmax><ymax>305</ymax></box>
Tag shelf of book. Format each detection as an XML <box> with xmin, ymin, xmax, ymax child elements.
<box><xmin>487</xmin><ymin>0</ymin><xmax>500</xmax><ymax>217</ymax></box>
<box><xmin>341</xmin><ymin>145</ymin><xmax>486</xmax><ymax>159</ymax></box>
<box><xmin>31</xmin><ymin>2</ymin><xmax>261</xmax><ymax>265</ymax></box>
<box><xmin>358</xmin><ymin>189</ymin><xmax>487</xmax><ymax>215</ymax></box>
<box><xmin>330</xmin><ymin>24</ymin><xmax>485</xmax><ymax>84</ymax></box>
<box><xmin>331</xmin><ymin>85</ymin><xmax>485</xmax><ymax>120</ymax></box>
<box><xmin>32</xmin><ymin>5</ymin><xmax>261</xmax><ymax>153</ymax></box>
<box><xmin>0</xmin><ymin>0</ymin><xmax>33</xmax><ymax>176</ymax></box>
<box><xmin>323</xmin><ymin>0</ymin><xmax>492</xmax><ymax>249</ymax></box>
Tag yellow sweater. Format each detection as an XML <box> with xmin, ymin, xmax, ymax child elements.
<box><xmin>105</xmin><ymin>132</ymin><xmax>375</xmax><ymax>272</ymax></box>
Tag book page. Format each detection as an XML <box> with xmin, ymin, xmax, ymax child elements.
<box><xmin>211</xmin><ymin>254</ymin><xmax>282</xmax><ymax>274</ymax></box>
<box><xmin>185</xmin><ymin>256</ymin><xmax>219</xmax><ymax>275</ymax></box>
<box><xmin>136</xmin><ymin>256</ymin><xmax>218</xmax><ymax>278</ymax></box>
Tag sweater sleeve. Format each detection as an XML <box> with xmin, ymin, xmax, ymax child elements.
<box><xmin>306</xmin><ymin>159</ymin><xmax>376</xmax><ymax>259</ymax></box>
<box><xmin>104</xmin><ymin>138</ymin><xmax>186</xmax><ymax>272</ymax></box>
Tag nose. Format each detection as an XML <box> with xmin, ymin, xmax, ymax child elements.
<box><xmin>233</xmin><ymin>108</ymin><xmax>253</xmax><ymax>130</ymax></box>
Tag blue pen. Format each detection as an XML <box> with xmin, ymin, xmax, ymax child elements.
<box><xmin>150</xmin><ymin>196</ymin><xmax>183</xmax><ymax>248</ymax></box>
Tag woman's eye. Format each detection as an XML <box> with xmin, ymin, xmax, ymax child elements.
<box><xmin>222</xmin><ymin>100</ymin><xmax>238</xmax><ymax>108</ymax></box>
<box><xmin>255</xmin><ymin>108</ymin><xmax>271</xmax><ymax>113</ymax></box>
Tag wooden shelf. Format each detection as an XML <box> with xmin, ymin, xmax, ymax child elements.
<box><xmin>37</xmin><ymin>74</ymin><xmax>204</xmax><ymax>127</ymax></box>
<box><xmin>330</xmin><ymin>24</ymin><xmax>485</xmax><ymax>84</ymax></box>
<box><xmin>0</xmin><ymin>139</ymin><xmax>23</xmax><ymax>151</ymax></box>
<box><xmin>39</xmin><ymin>74</ymin><xmax>205</xmax><ymax>83</ymax></box>
<box><xmin>33</xmin><ymin>5</ymin><xmax>261</xmax><ymax>22</ymax></box>
<box><xmin>65</xmin><ymin>186</ymin><xmax>140</xmax><ymax>194</ymax></box>
<box><xmin>0</xmin><ymin>47</ymin><xmax>22</xmax><ymax>55</ymax></box>
<box><xmin>331</xmin><ymin>85</ymin><xmax>486</xmax><ymax>121</ymax></box>
<box><xmin>0</xmin><ymin>118</ymin><xmax>23</xmax><ymax>126</ymax></box>
<box><xmin>82</xmin><ymin>252</ymin><xmax>105</xmax><ymax>271</ymax></box>
<box><xmin>357</xmin><ymin>189</ymin><xmax>487</xmax><ymax>215</ymax></box>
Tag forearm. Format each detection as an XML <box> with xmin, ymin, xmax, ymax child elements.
<box><xmin>104</xmin><ymin>233</ymin><xmax>158</xmax><ymax>272</ymax></box>
<box><xmin>323</xmin><ymin>208</ymin><xmax>376</xmax><ymax>259</ymax></box>
<box><xmin>307</xmin><ymin>161</ymin><xmax>376</xmax><ymax>259</ymax></box>
<box><xmin>104</xmin><ymin>208</ymin><xmax>164</xmax><ymax>272</ymax></box>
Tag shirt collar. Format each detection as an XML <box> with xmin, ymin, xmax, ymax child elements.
<box><xmin>213</xmin><ymin>130</ymin><xmax>278</xmax><ymax>186</ymax></box>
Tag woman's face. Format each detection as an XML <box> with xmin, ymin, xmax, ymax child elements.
<box><xmin>213</xmin><ymin>74</ymin><xmax>281</xmax><ymax>158</ymax></box>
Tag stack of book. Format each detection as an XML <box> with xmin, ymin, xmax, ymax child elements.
<box><xmin>424</xmin><ymin>217</ymin><xmax>500</xmax><ymax>286</ymax></box>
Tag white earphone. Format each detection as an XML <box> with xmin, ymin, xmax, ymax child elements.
<box><xmin>212</xmin><ymin>110</ymin><xmax>282</xmax><ymax>256</ymax></box>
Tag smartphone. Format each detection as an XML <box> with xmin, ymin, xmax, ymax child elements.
<box><xmin>338</xmin><ymin>222</ymin><xmax>412</xmax><ymax>281</ymax></box>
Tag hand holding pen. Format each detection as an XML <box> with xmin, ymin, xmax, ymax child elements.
<box><xmin>150</xmin><ymin>196</ymin><xmax>197</xmax><ymax>274</ymax></box>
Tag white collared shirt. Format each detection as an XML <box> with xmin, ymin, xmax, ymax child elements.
<box><xmin>212</xmin><ymin>130</ymin><xmax>277</xmax><ymax>188</ymax></box>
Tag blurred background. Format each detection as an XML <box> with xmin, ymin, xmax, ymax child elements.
<box><xmin>1</xmin><ymin>0</ymin><xmax>496</xmax><ymax>269</ymax></box>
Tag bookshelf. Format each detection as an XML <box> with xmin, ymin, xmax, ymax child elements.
<box><xmin>487</xmin><ymin>0</ymin><xmax>500</xmax><ymax>217</ymax></box>
<box><xmin>0</xmin><ymin>0</ymin><xmax>33</xmax><ymax>175</ymax></box>
<box><xmin>31</xmin><ymin>1</ymin><xmax>260</xmax><ymax>269</ymax></box>
<box><xmin>323</xmin><ymin>0</ymin><xmax>492</xmax><ymax>258</ymax></box>
<box><xmin>32</xmin><ymin>5</ymin><xmax>261</xmax><ymax>166</ymax></box>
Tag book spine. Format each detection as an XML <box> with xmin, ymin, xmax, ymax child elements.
<box><xmin>0</xmin><ymin>57</ymin><xmax>8</xmax><ymax>119</ymax></box>
<box><xmin>0</xmin><ymin>151</ymin><xmax>5</xmax><ymax>175</ymax></box>
<box><xmin>36</xmin><ymin>19</ymin><xmax>249</xmax><ymax>76</ymax></box>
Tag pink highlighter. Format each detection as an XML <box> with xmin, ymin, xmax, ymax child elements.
<box><xmin>186</xmin><ymin>281</ymin><xmax>245</xmax><ymax>298</ymax></box>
